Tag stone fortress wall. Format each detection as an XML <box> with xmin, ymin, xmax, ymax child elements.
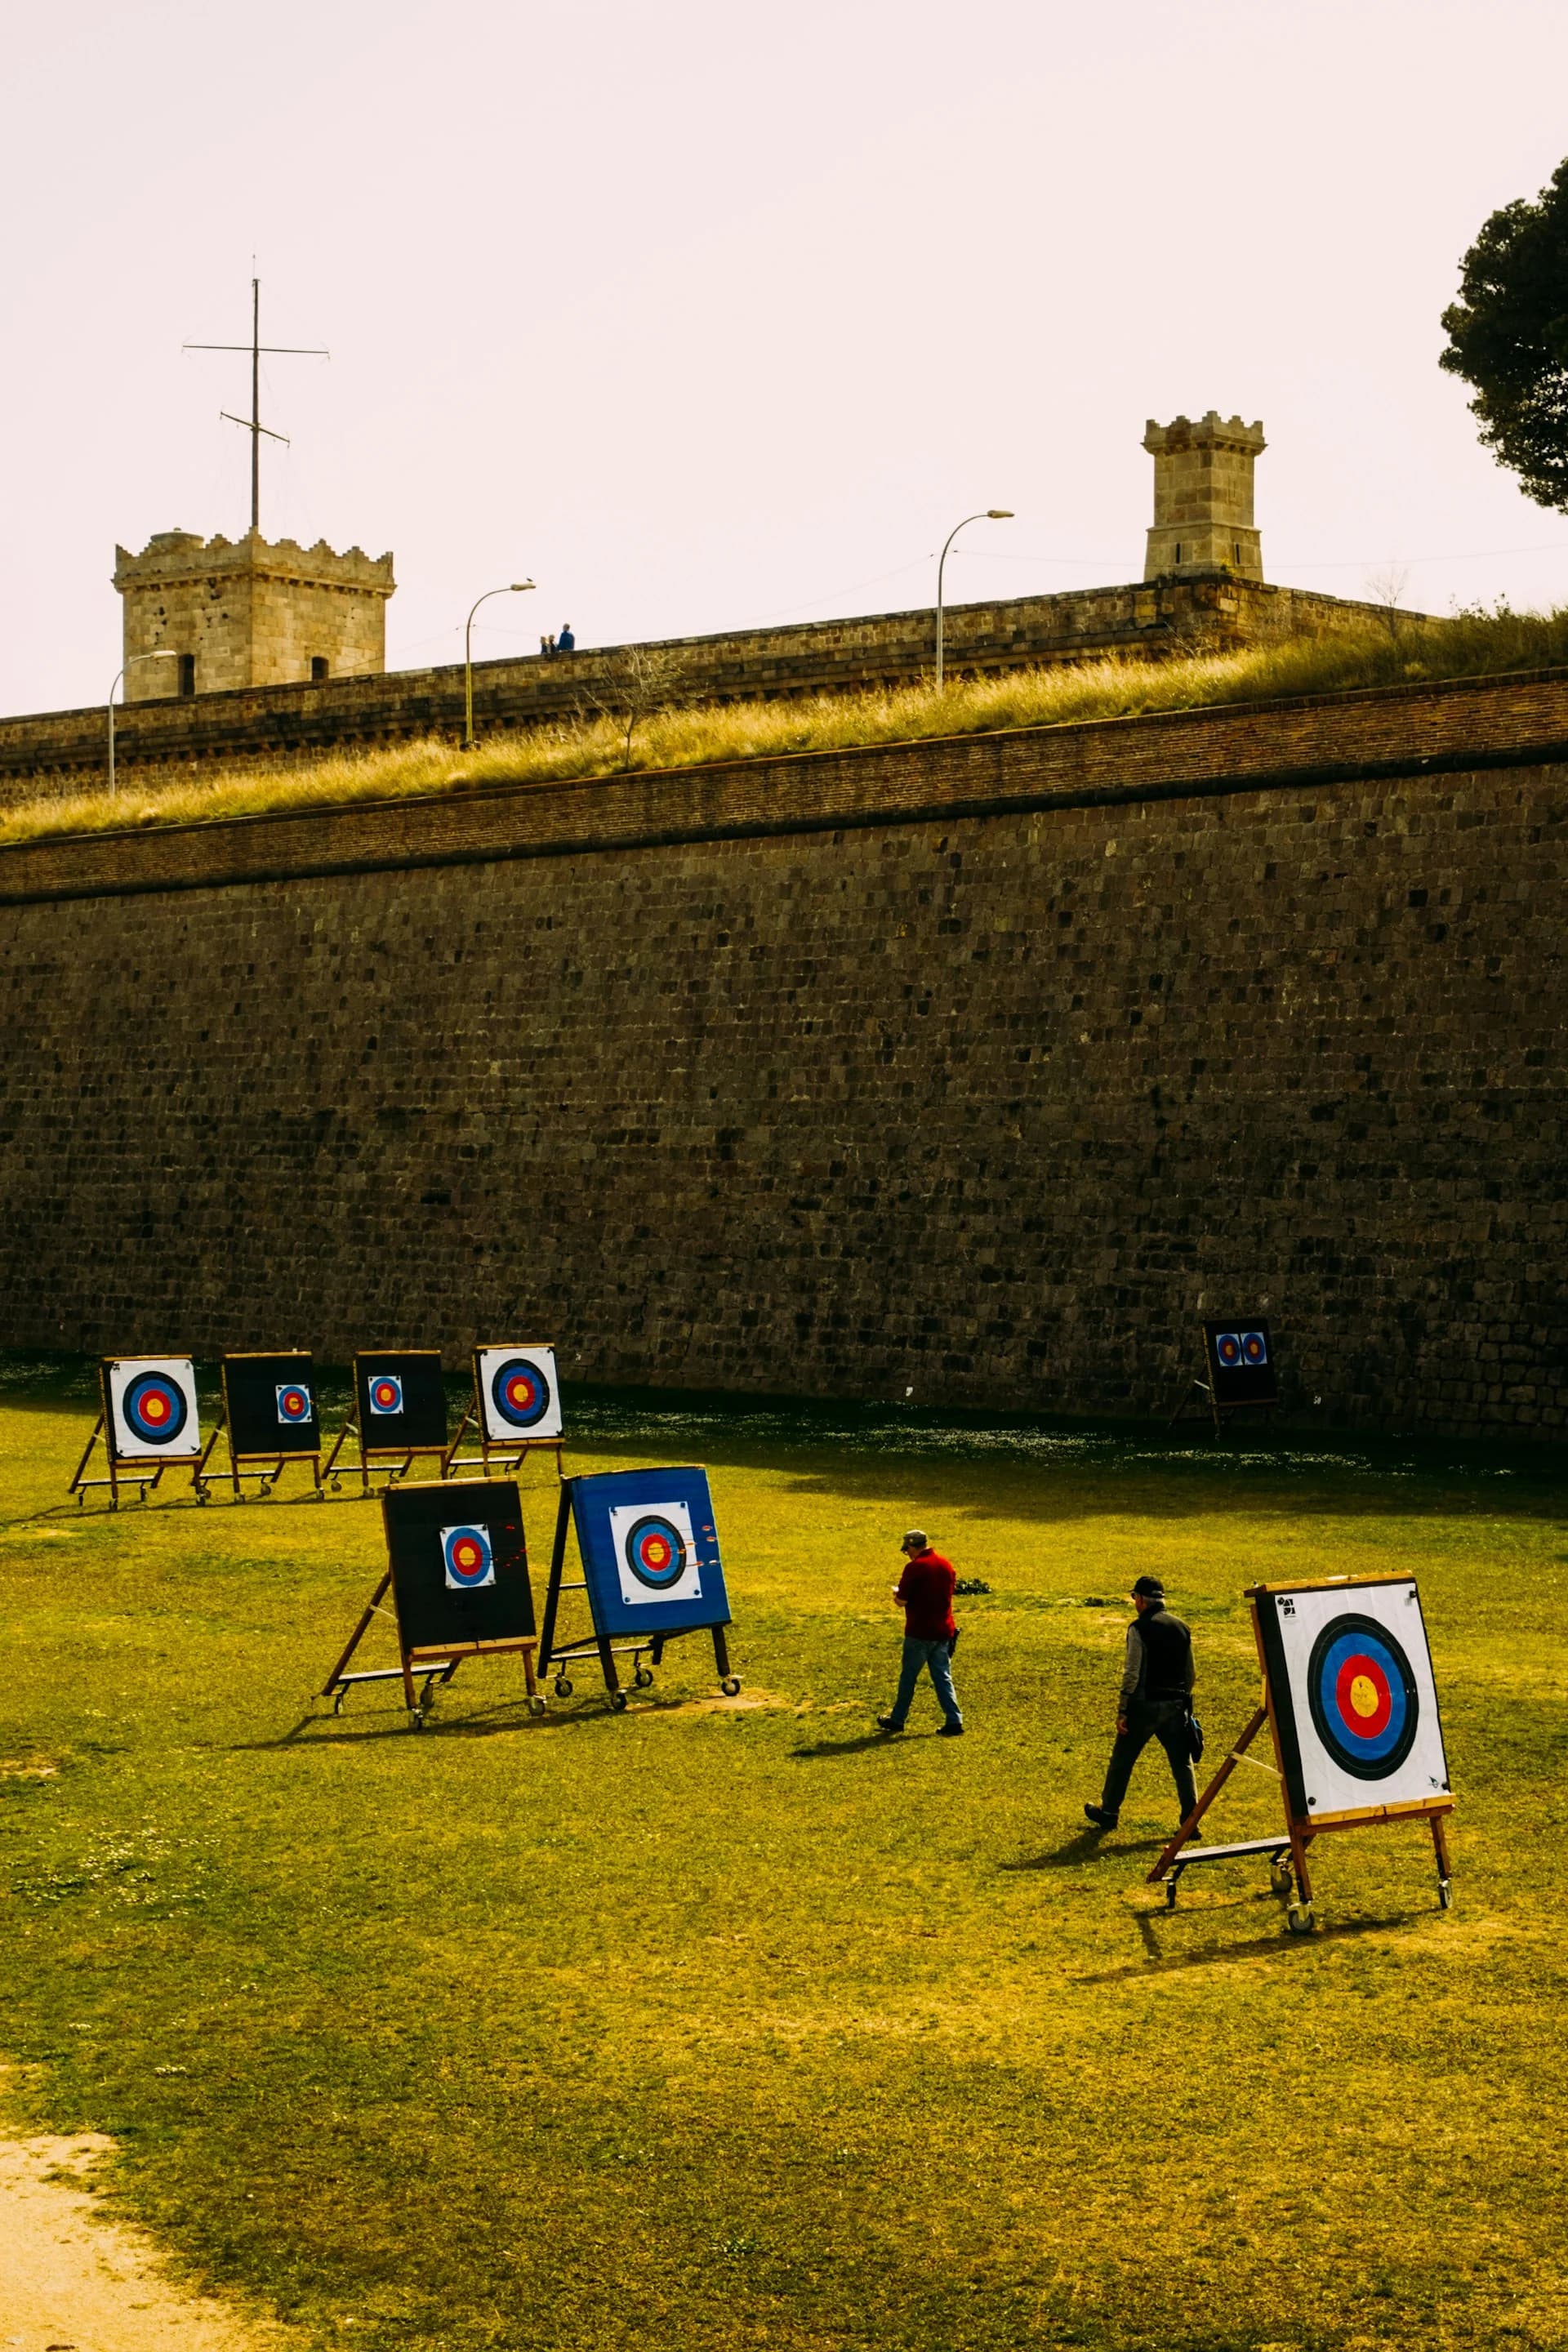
<box><xmin>0</xmin><ymin>666</ymin><xmax>1561</xmax><ymax>1441</ymax></box>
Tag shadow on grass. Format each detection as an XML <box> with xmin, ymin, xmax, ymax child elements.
<box><xmin>1000</xmin><ymin>1830</ymin><xmax>1168</xmax><ymax>1869</ymax></box>
<box><xmin>1078</xmin><ymin>1905</ymin><xmax>1437</xmax><ymax>1981</ymax></box>
<box><xmin>791</xmin><ymin>1729</ymin><xmax>931</xmax><ymax>1760</ymax></box>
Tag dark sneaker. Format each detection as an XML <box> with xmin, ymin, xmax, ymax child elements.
<box><xmin>938</xmin><ymin>1722</ymin><xmax>965</xmax><ymax>1736</ymax></box>
<box><xmin>1083</xmin><ymin>1803</ymin><xmax>1118</xmax><ymax>1830</ymax></box>
<box><xmin>875</xmin><ymin>1714</ymin><xmax>905</xmax><ymax>1733</ymax></box>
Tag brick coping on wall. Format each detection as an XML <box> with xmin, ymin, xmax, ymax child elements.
<box><xmin>4</xmin><ymin>660</ymin><xmax>1567</xmax><ymax>908</ymax></box>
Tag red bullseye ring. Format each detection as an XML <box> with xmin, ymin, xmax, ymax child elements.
<box><xmin>1334</xmin><ymin>1652</ymin><xmax>1392</xmax><ymax>1739</ymax></box>
<box><xmin>143</xmin><ymin>1393</ymin><xmax>169</xmax><ymax>1423</ymax></box>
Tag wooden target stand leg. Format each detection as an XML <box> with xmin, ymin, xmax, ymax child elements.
<box><xmin>537</xmin><ymin>1489</ymin><xmax>742</xmax><ymax>1713</ymax></box>
<box><xmin>68</xmin><ymin>1417</ymin><xmax>164</xmax><ymax>1511</ymax></box>
<box><xmin>320</xmin><ymin>1572</ymin><xmax>542</xmax><ymax>1731</ymax></box>
<box><xmin>1147</xmin><ymin>1702</ymin><xmax>1316</xmax><ymax>1928</ymax></box>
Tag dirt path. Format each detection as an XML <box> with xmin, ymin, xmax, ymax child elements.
<box><xmin>0</xmin><ymin>2127</ymin><xmax>284</xmax><ymax>2352</ymax></box>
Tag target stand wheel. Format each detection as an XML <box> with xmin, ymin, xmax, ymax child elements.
<box><xmin>195</xmin><ymin>1486</ymin><xmax>210</xmax><ymax>1506</ymax></box>
<box><xmin>1285</xmin><ymin>1902</ymin><xmax>1316</xmax><ymax>1936</ymax></box>
<box><xmin>1438</xmin><ymin>1878</ymin><xmax>1454</xmax><ymax>1911</ymax></box>
<box><xmin>528</xmin><ymin>1695</ymin><xmax>547</xmax><ymax>1717</ymax></box>
<box><xmin>609</xmin><ymin>1690</ymin><xmax>629</xmax><ymax>1713</ymax></box>
<box><xmin>1269</xmin><ymin>1860</ymin><xmax>1294</xmax><ymax>1898</ymax></box>
<box><xmin>721</xmin><ymin>1676</ymin><xmax>742</xmax><ymax>1697</ymax></box>
<box><xmin>634</xmin><ymin>1666</ymin><xmax>654</xmax><ymax>1690</ymax></box>
<box><xmin>553</xmin><ymin>1677</ymin><xmax>573</xmax><ymax>1699</ymax></box>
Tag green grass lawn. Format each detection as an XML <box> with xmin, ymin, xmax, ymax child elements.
<box><xmin>1</xmin><ymin>1363</ymin><xmax>1566</xmax><ymax>2351</ymax></box>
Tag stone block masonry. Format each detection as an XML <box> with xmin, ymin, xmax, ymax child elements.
<box><xmin>0</xmin><ymin>667</ymin><xmax>1561</xmax><ymax>1440</ymax></box>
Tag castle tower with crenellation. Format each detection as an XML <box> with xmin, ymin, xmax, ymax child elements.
<box><xmin>1143</xmin><ymin>412</ymin><xmax>1266</xmax><ymax>581</ymax></box>
<box><xmin>114</xmin><ymin>529</ymin><xmax>396</xmax><ymax>699</ymax></box>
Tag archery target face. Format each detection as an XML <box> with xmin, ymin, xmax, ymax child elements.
<box><xmin>1214</xmin><ymin>1331</ymin><xmax>1243</xmax><ymax>1369</ymax></box>
<box><xmin>608</xmin><ymin>1499</ymin><xmax>702</xmax><ymax>1607</ymax></box>
<box><xmin>368</xmin><ymin>1373</ymin><xmax>404</xmax><ymax>1417</ymax></box>
<box><xmin>441</xmin><ymin>1524</ymin><xmax>497</xmax><ymax>1590</ymax></box>
<box><xmin>1241</xmin><ymin>1329</ymin><xmax>1268</xmax><ymax>1366</ymax></box>
<box><xmin>276</xmin><ymin>1381</ymin><xmax>313</xmax><ymax>1427</ymax></box>
<box><xmin>476</xmin><ymin>1346</ymin><xmax>562</xmax><ymax>1442</ymax></box>
<box><xmin>105</xmin><ymin>1357</ymin><xmax>202</xmax><ymax>1460</ymax></box>
<box><xmin>1262</xmin><ymin>1579</ymin><xmax>1450</xmax><ymax>1820</ymax></box>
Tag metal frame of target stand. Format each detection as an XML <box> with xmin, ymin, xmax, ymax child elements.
<box><xmin>1147</xmin><ymin>1576</ymin><xmax>1454</xmax><ymax>1934</ymax></box>
<box><xmin>537</xmin><ymin>1484</ymin><xmax>740</xmax><ymax>1713</ymax></box>
<box><xmin>320</xmin><ymin>1567</ymin><xmax>545</xmax><ymax>1731</ymax></box>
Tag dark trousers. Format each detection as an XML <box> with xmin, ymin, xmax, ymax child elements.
<box><xmin>1099</xmin><ymin>1698</ymin><xmax>1196</xmax><ymax>1824</ymax></box>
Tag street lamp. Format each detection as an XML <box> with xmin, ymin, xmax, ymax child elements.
<box><xmin>934</xmin><ymin>510</ymin><xmax>1013</xmax><ymax>693</ymax></box>
<box><xmin>464</xmin><ymin>582</ymin><xmax>535</xmax><ymax>750</ymax></box>
<box><xmin>108</xmin><ymin>651</ymin><xmax>181</xmax><ymax>792</ymax></box>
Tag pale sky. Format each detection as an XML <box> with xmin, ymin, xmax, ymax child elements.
<box><xmin>4</xmin><ymin>0</ymin><xmax>1568</xmax><ymax>719</ymax></box>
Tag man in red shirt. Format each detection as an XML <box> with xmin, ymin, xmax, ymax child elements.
<box><xmin>877</xmin><ymin>1529</ymin><xmax>964</xmax><ymax>1736</ymax></box>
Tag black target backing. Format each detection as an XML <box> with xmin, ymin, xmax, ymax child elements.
<box><xmin>222</xmin><ymin>1352</ymin><xmax>321</xmax><ymax>1456</ymax></box>
<box><xmin>1204</xmin><ymin>1317</ymin><xmax>1278</xmax><ymax>1407</ymax></box>
<box><xmin>354</xmin><ymin>1351</ymin><xmax>448</xmax><ymax>1450</ymax></box>
<box><xmin>381</xmin><ymin>1478</ymin><xmax>535</xmax><ymax>1650</ymax></box>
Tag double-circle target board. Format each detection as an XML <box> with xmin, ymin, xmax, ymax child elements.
<box><xmin>322</xmin><ymin>1477</ymin><xmax>542</xmax><ymax>1727</ymax></box>
<box><xmin>538</xmin><ymin>1466</ymin><xmax>739</xmax><ymax>1708</ymax></box>
<box><xmin>69</xmin><ymin>1357</ymin><xmax>203</xmax><ymax>1506</ymax></box>
<box><xmin>1149</xmin><ymin>1575</ymin><xmax>1454</xmax><ymax>1932</ymax></box>
<box><xmin>1170</xmin><ymin>1317</ymin><xmax>1278</xmax><ymax>1432</ymax></box>
<box><xmin>321</xmin><ymin>1351</ymin><xmax>450</xmax><ymax>1493</ymax></box>
<box><xmin>446</xmin><ymin>1345</ymin><xmax>564</xmax><ymax>1478</ymax></box>
<box><xmin>194</xmin><ymin>1352</ymin><xmax>324</xmax><ymax>1501</ymax></box>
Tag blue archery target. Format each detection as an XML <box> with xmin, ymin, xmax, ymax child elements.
<box><xmin>1241</xmin><ymin>1329</ymin><xmax>1268</xmax><ymax>1366</ymax></box>
<box><xmin>368</xmin><ymin>1373</ymin><xmax>404</xmax><ymax>1418</ymax></box>
<box><xmin>1214</xmin><ymin>1331</ymin><xmax>1243</xmax><ymax>1369</ymax></box>
<box><xmin>441</xmin><ymin>1523</ymin><xmax>497</xmax><ymax>1590</ymax></box>
<box><xmin>105</xmin><ymin>1356</ymin><xmax>202</xmax><ymax>1460</ymax></box>
<box><xmin>1307</xmin><ymin>1616</ymin><xmax>1417</xmax><ymax>1779</ymax></box>
<box><xmin>476</xmin><ymin>1346</ymin><xmax>562</xmax><ymax>1442</ymax></box>
<box><xmin>1256</xmin><ymin>1577</ymin><xmax>1450</xmax><ymax>1823</ymax></box>
<box><xmin>276</xmin><ymin>1381</ymin><xmax>313</xmax><ymax>1427</ymax></box>
<box><xmin>568</xmin><ymin>1467</ymin><xmax>730</xmax><ymax>1637</ymax></box>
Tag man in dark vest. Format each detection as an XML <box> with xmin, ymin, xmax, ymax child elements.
<box><xmin>1084</xmin><ymin>1575</ymin><xmax>1196</xmax><ymax>1830</ymax></box>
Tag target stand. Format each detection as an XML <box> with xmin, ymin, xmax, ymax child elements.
<box><xmin>321</xmin><ymin>1351</ymin><xmax>451</xmax><ymax>1497</ymax></box>
<box><xmin>1147</xmin><ymin>1575</ymin><xmax>1454</xmax><ymax>1935</ymax></box>
<box><xmin>69</xmin><ymin>1357</ymin><xmax>204</xmax><ymax>1509</ymax></box>
<box><xmin>538</xmin><ymin>1468</ymin><xmax>739</xmax><ymax>1712</ymax></box>
<box><xmin>443</xmin><ymin>1343</ymin><xmax>565</xmax><ymax>1485</ymax></box>
<box><xmin>320</xmin><ymin>1477</ymin><xmax>544</xmax><ymax>1731</ymax></box>
<box><xmin>1169</xmin><ymin>1317</ymin><xmax>1280</xmax><ymax>1437</ymax></box>
<box><xmin>193</xmin><ymin>1352</ymin><xmax>325</xmax><ymax>1503</ymax></box>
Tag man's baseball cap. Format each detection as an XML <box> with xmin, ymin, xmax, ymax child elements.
<box><xmin>1131</xmin><ymin>1575</ymin><xmax>1165</xmax><ymax>1598</ymax></box>
<box><xmin>903</xmin><ymin>1529</ymin><xmax>929</xmax><ymax>1549</ymax></box>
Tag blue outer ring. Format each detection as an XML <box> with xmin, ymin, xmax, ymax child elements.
<box><xmin>623</xmin><ymin>1512</ymin><xmax>687</xmax><ymax>1590</ymax></box>
<box><xmin>122</xmin><ymin>1371</ymin><xmax>188</xmax><ymax>1447</ymax></box>
<box><xmin>1306</xmin><ymin>1613</ymin><xmax>1419</xmax><ymax>1779</ymax></box>
<box><xmin>489</xmin><ymin>1355</ymin><xmax>551</xmax><ymax>1431</ymax></box>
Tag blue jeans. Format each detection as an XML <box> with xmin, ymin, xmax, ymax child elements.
<box><xmin>888</xmin><ymin>1634</ymin><xmax>962</xmax><ymax>1729</ymax></box>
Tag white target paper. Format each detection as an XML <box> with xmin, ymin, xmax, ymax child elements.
<box><xmin>105</xmin><ymin>1356</ymin><xmax>203</xmax><ymax>1461</ymax></box>
<box><xmin>608</xmin><ymin>1498</ymin><xmax>704</xmax><ymax>1608</ymax></box>
<box><xmin>475</xmin><ymin>1344</ymin><xmax>563</xmax><ymax>1442</ymax></box>
<box><xmin>1264</xmin><ymin>1577</ymin><xmax>1450</xmax><ymax>1822</ymax></box>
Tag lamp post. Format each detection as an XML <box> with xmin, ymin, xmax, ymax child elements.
<box><xmin>934</xmin><ymin>510</ymin><xmax>1013</xmax><ymax>693</ymax></box>
<box><xmin>108</xmin><ymin>651</ymin><xmax>181</xmax><ymax>792</ymax></box>
<box><xmin>464</xmin><ymin>582</ymin><xmax>535</xmax><ymax>751</ymax></box>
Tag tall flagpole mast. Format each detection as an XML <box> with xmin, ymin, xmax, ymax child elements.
<box><xmin>185</xmin><ymin>278</ymin><xmax>328</xmax><ymax>537</ymax></box>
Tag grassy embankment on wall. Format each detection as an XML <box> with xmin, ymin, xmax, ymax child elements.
<box><xmin>2</xmin><ymin>1360</ymin><xmax>1566</xmax><ymax>2351</ymax></box>
<box><xmin>8</xmin><ymin>602</ymin><xmax>1568</xmax><ymax>849</ymax></box>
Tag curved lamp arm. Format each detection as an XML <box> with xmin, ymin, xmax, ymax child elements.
<box><xmin>935</xmin><ymin>510</ymin><xmax>1013</xmax><ymax>693</ymax></box>
<box><xmin>464</xmin><ymin>581</ymin><xmax>536</xmax><ymax>750</ymax></box>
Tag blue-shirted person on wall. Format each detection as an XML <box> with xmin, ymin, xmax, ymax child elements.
<box><xmin>877</xmin><ymin>1529</ymin><xmax>964</xmax><ymax>1736</ymax></box>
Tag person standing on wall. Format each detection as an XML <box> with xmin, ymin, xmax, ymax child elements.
<box><xmin>878</xmin><ymin>1529</ymin><xmax>964</xmax><ymax>1737</ymax></box>
<box><xmin>1084</xmin><ymin>1575</ymin><xmax>1196</xmax><ymax>1829</ymax></box>
<box><xmin>557</xmin><ymin>621</ymin><xmax>576</xmax><ymax>651</ymax></box>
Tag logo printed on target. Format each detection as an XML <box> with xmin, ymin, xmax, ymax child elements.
<box><xmin>275</xmin><ymin>1383</ymin><xmax>313</xmax><ymax>1426</ymax></box>
<box><xmin>368</xmin><ymin>1374</ymin><xmax>404</xmax><ymax>1417</ymax></box>
<box><xmin>440</xmin><ymin>1525</ymin><xmax>496</xmax><ymax>1590</ymax></box>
